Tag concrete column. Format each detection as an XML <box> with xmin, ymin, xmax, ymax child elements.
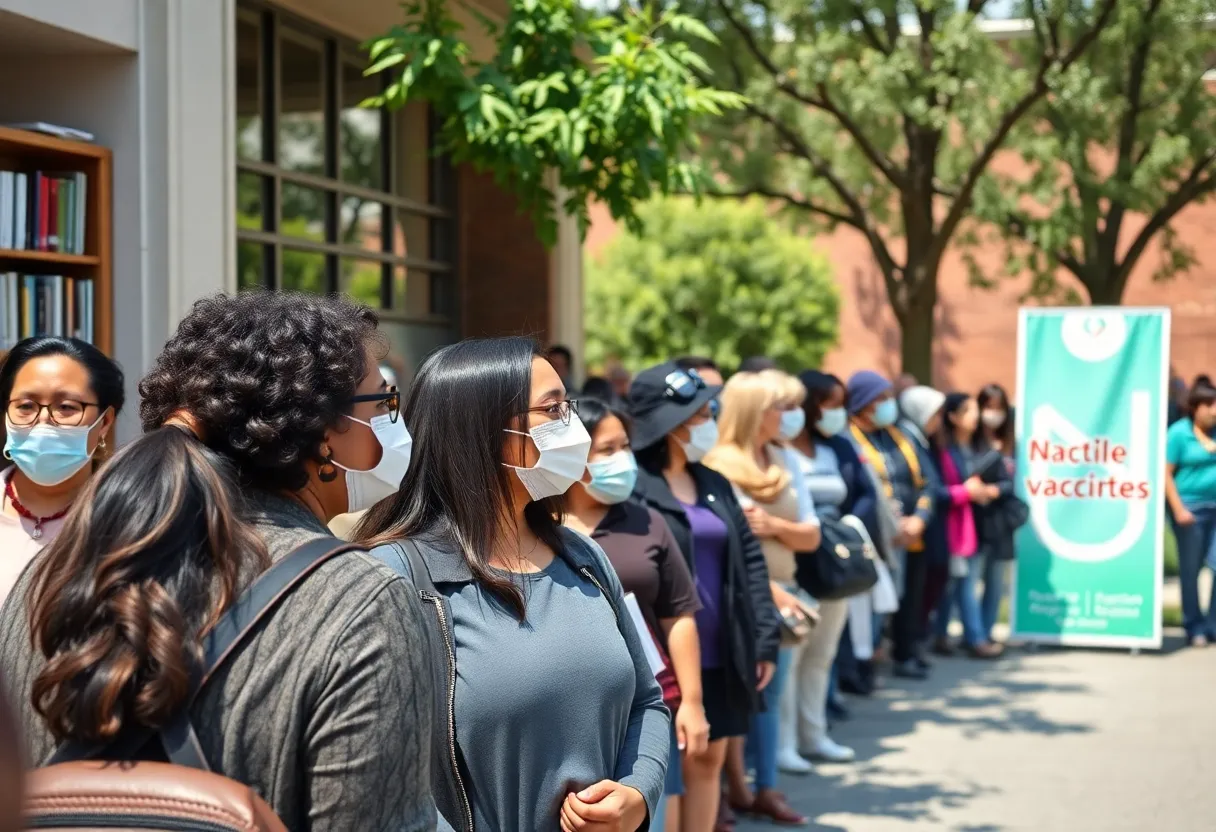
<box><xmin>548</xmin><ymin>182</ymin><xmax>585</xmax><ymax>382</ymax></box>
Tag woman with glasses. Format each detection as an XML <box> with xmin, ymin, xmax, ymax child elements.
<box><xmin>0</xmin><ymin>336</ymin><xmax>124</xmax><ymax>602</ymax></box>
<box><xmin>564</xmin><ymin>396</ymin><xmax>708</xmax><ymax>832</ymax></box>
<box><xmin>629</xmin><ymin>361</ymin><xmax>780</xmax><ymax>832</ymax></box>
<box><xmin>356</xmin><ymin>337</ymin><xmax>669</xmax><ymax>832</ymax></box>
<box><xmin>0</xmin><ymin>292</ymin><xmax>433</xmax><ymax>830</ymax></box>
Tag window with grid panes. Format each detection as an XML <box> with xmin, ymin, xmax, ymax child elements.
<box><xmin>234</xmin><ymin>2</ymin><xmax>457</xmax><ymax>330</ymax></box>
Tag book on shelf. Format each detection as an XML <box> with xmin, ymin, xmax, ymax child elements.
<box><xmin>4</xmin><ymin>123</ymin><xmax>96</xmax><ymax>143</ymax></box>
<box><xmin>0</xmin><ymin>169</ymin><xmax>87</xmax><ymax>254</ymax></box>
<box><xmin>0</xmin><ymin>272</ymin><xmax>94</xmax><ymax>349</ymax></box>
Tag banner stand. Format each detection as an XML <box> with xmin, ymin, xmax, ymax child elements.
<box><xmin>1012</xmin><ymin>307</ymin><xmax>1168</xmax><ymax>651</ymax></box>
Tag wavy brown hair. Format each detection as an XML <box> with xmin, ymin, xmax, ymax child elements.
<box><xmin>28</xmin><ymin>428</ymin><xmax>266</xmax><ymax>742</ymax></box>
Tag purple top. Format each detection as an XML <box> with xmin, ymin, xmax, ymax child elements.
<box><xmin>680</xmin><ymin>499</ymin><xmax>729</xmax><ymax>668</ymax></box>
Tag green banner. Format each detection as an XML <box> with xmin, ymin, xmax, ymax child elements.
<box><xmin>1013</xmin><ymin>308</ymin><xmax>1169</xmax><ymax>648</ymax></box>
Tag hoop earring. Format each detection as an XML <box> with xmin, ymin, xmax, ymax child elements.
<box><xmin>318</xmin><ymin>449</ymin><xmax>338</xmax><ymax>483</ymax></box>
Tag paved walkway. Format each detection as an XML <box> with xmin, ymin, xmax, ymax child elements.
<box><xmin>738</xmin><ymin>632</ymin><xmax>1216</xmax><ymax>831</ymax></box>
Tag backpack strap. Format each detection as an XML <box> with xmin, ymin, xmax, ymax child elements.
<box><xmin>400</xmin><ymin>539</ymin><xmax>439</xmax><ymax>596</ymax></box>
<box><xmin>49</xmin><ymin>537</ymin><xmax>363</xmax><ymax>768</ymax></box>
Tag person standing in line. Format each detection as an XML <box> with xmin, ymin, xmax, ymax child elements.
<box><xmin>847</xmin><ymin>370</ymin><xmax>935</xmax><ymax>681</ymax></box>
<box><xmin>1165</xmin><ymin>381</ymin><xmax>1216</xmax><ymax>647</ymax></box>
<box><xmin>928</xmin><ymin>394</ymin><xmax>1002</xmax><ymax>658</ymax></box>
<box><xmin>564</xmin><ymin>397</ymin><xmax>710</xmax><ymax>832</ymax></box>
<box><xmin>630</xmin><ymin>361</ymin><xmax>780</xmax><ymax>832</ymax></box>
<box><xmin>547</xmin><ymin>343</ymin><xmax>576</xmax><ymax>388</ymax></box>
<box><xmin>1</xmin><ymin>292</ymin><xmax>434</xmax><ymax>830</ymax></box>
<box><xmin>704</xmin><ymin>371</ymin><xmax>815</xmax><ymax>826</ymax></box>
<box><xmin>0</xmin><ymin>337</ymin><xmax>125</xmax><ymax>603</ymax></box>
<box><xmin>975</xmin><ymin>383</ymin><xmax>1016</xmax><ymax>642</ymax></box>
<box><xmin>896</xmin><ymin>385</ymin><xmax>951</xmax><ymax>664</ymax></box>
<box><xmin>675</xmin><ymin>356</ymin><xmax>725</xmax><ymax>388</ymax></box>
<box><xmin>357</xmin><ymin>338</ymin><xmax>669</xmax><ymax>832</ymax></box>
<box><xmin>791</xmin><ymin>371</ymin><xmax>880</xmax><ymax>714</ymax></box>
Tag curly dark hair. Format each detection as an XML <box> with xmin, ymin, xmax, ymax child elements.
<box><xmin>26</xmin><ymin>291</ymin><xmax>382</xmax><ymax>744</ymax></box>
<box><xmin>138</xmin><ymin>291</ymin><xmax>382</xmax><ymax>492</ymax></box>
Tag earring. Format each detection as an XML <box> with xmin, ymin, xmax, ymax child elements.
<box><xmin>318</xmin><ymin>448</ymin><xmax>338</xmax><ymax>483</ymax></box>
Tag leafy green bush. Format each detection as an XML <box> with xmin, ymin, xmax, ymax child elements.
<box><xmin>586</xmin><ymin>197</ymin><xmax>839</xmax><ymax>374</ymax></box>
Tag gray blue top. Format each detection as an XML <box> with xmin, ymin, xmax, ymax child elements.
<box><xmin>793</xmin><ymin>443</ymin><xmax>850</xmax><ymax>520</ymax></box>
<box><xmin>369</xmin><ymin>528</ymin><xmax>670</xmax><ymax>832</ymax></box>
<box><xmin>451</xmin><ymin>556</ymin><xmax>639</xmax><ymax>831</ymax></box>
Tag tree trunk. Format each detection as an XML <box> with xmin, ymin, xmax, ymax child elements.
<box><xmin>898</xmin><ymin>297</ymin><xmax>935</xmax><ymax>385</ymax></box>
<box><xmin>1085</xmin><ymin>273</ymin><xmax>1125</xmax><ymax>306</ymax></box>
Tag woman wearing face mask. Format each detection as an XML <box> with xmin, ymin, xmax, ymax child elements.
<box><xmin>704</xmin><ymin>371</ymin><xmax>816</xmax><ymax>826</ymax></box>
<box><xmin>975</xmin><ymin>383</ymin><xmax>1016</xmax><ymax>643</ymax></box>
<box><xmin>564</xmin><ymin>397</ymin><xmax>708</xmax><ymax>832</ymax></box>
<box><xmin>1165</xmin><ymin>381</ymin><xmax>1216</xmax><ymax>647</ymax></box>
<box><xmin>0</xmin><ymin>336</ymin><xmax>124</xmax><ymax>602</ymax></box>
<box><xmin>847</xmin><ymin>370</ymin><xmax>935</xmax><ymax>681</ymax></box>
<box><xmin>790</xmin><ymin>371</ymin><xmax>880</xmax><ymax>704</ymax></box>
<box><xmin>357</xmin><ymin>338</ymin><xmax>669</xmax><ymax>832</ymax></box>
<box><xmin>629</xmin><ymin>361</ymin><xmax>780</xmax><ymax>832</ymax></box>
<box><xmin>0</xmin><ymin>292</ymin><xmax>434</xmax><ymax>830</ymax></box>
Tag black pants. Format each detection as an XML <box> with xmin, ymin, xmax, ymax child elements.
<box><xmin>892</xmin><ymin>551</ymin><xmax>928</xmax><ymax>663</ymax></box>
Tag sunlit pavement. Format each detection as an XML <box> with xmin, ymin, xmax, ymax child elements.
<box><xmin>738</xmin><ymin>633</ymin><xmax>1216</xmax><ymax>831</ymax></box>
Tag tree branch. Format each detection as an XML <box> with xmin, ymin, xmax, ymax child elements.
<box><xmin>852</xmin><ymin>3</ymin><xmax>891</xmax><ymax>55</ymax></box>
<box><xmin>710</xmin><ymin>0</ymin><xmax>903</xmax><ymax>190</ymax></box>
<box><xmin>934</xmin><ymin>0</ymin><xmax>1118</xmax><ymax>255</ymax></box>
<box><xmin>1113</xmin><ymin>154</ymin><xmax>1216</xmax><ymax>295</ymax></box>
<box><xmin>711</xmin><ymin>185</ymin><xmax>859</xmax><ymax>227</ymax></box>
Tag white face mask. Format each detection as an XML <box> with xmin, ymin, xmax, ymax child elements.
<box><xmin>332</xmin><ymin>413</ymin><xmax>414</xmax><ymax>513</ymax></box>
<box><xmin>981</xmin><ymin>409</ymin><xmax>1007</xmax><ymax>430</ymax></box>
<box><xmin>679</xmin><ymin>418</ymin><xmax>719</xmax><ymax>463</ymax></box>
<box><xmin>505</xmin><ymin>416</ymin><xmax>593</xmax><ymax>501</ymax></box>
<box><xmin>778</xmin><ymin>408</ymin><xmax>806</xmax><ymax>441</ymax></box>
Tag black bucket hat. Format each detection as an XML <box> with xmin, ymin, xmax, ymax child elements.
<box><xmin>628</xmin><ymin>361</ymin><xmax>723</xmax><ymax>450</ymax></box>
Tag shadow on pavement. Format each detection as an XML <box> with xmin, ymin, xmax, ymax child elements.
<box><xmin>736</xmin><ymin>649</ymin><xmax>1096</xmax><ymax>831</ymax></box>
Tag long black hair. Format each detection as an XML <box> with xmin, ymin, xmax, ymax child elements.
<box><xmin>799</xmin><ymin>370</ymin><xmax>844</xmax><ymax>440</ymax></box>
<box><xmin>355</xmin><ymin>336</ymin><xmax>565</xmax><ymax>619</ymax></box>
<box><xmin>1187</xmin><ymin>382</ymin><xmax>1216</xmax><ymax>421</ymax></box>
<box><xmin>0</xmin><ymin>336</ymin><xmax>125</xmax><ymax>470</ymax></box>
<box><xmin>937</xmin><ymin>392</ymin><xmax>972</xmax><ymax>450</ymax></box>
<box><xmin>578</xmin><ymin>396</ymin><xmax>633</xmax><ymax>443</ymax></box>
<box><xmin>976</xmin><ymin>383</ymin><xmax>1014</xmax><ymax>451</ymax></box>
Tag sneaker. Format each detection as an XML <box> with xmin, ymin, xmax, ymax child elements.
<box><xmin>968</xmin><ymin>641</ymin><xmax>1004</xmax><ymax>659</ymax></box>
<box><xmin>931</xmin><ymin>637</ymin><xmax>955</xmax><ymax>657</ymax></box>
<box><xmin>892</xmin><ymin>659</ymin><xmax>929</xmax><ymax>680</ymax></box>
<box><xmin>777</xmin><ymin>749</ymin><xmax>814</xmax><ymax>775</ymax></box>
<box><xmin>1190</xmin><ymin>634</ymin><xmax>1209</xmax><ymax>648</ymax></box>
<box><xmin>804</xmin><ymin>736</ymin><xmax>856</xmax><ymax>763</ymax></box>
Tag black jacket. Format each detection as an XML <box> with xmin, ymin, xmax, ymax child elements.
<box><xmin>632</xmin><ymin>463</ymin><xmax>781</xmax><ymax>714</ymax></box>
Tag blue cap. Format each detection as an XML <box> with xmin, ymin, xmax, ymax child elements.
<box><xmin>846</xmin><ymin>370</ymin><xmax>893</xmax><ymax>414</ymax></box>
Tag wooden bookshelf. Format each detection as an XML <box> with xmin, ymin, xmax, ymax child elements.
<box><xmin>0</xmin><ymin>126</ymin><xmax>112</xmax><ymax>354</ymax></box>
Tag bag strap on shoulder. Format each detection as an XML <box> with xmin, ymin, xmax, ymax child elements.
<box><xmin>49</xmin><ymin>537</ymin><xmax>363</xmax><ymax>768</ymax></box>
<box><xmin>401</xmin><ymin>539</ymin><xmax>439</xmax><ymax>596</ymax></box>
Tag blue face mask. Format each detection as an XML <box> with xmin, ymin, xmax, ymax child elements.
<box><xmin>872</xmin><ymin>398</ymin><xmax>899</xmax><ymax>428</ymax></box>
<box><xmin>778</xmin><ymin>408</ymin><xmax>806</xmax><ymax>441</ymax></box>
<box><xmin>584</xmin><ymin>451</ymin><xmax>638</xmax><ymax>505</ymax></box>
<box><xmin>4</xmin><ymin>414</ymin><xmax>104</xmax><ymax>487</ymax></box>
<box><xmin>816</xmin><ymin>407</ymin><xmax>848</xmax><ymax>437</ymax></box>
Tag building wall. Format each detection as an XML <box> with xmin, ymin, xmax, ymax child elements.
<box><xmin>585</xmin><ymin>187</ymin><xmax>1216</xmax><ymax>395</ymax></box>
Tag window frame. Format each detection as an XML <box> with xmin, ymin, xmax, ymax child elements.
<box><xmin>234</xmin><ymin>1</ymin><xmax>457</xmax><ymax>325</ymax></box>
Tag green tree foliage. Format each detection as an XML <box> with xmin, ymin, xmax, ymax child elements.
<box><xmin>362</xmin><ymin>0</ymin><xmax>743</xmax><ymax>245</ymax></box>
<box><xmin>684</xmin><ymin>0</ymin><xmax>1117</xmax><ymax>381</ymax></box>
<box><xmin>973</xmin><ymin>0</ymin><xmax>1216</xmax><ymax>305</ymax></box>
<box><xmin>586</xmin><ymin>198</ymin><xmax>839</xmax><ymax>373</ymax></box>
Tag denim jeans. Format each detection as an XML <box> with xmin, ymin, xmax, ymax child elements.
<box><xmin>934</xmin><ymin>556</ymin><xmax>985</xmax><ymax>646</ymax></box>
<box><xmin>1171</xmin><ymin>504</ymin><xmax>1216</xmax><ymax>638</ymax></box>
<box><xmin>745</xmin><ymin>646</ymin><xmax>794</xmax><ymax>790</ymax></box>
<box><xmin>980</xmin><ymin>555</ymin><xmax>1008</xmax><ymax>642</ymax></box>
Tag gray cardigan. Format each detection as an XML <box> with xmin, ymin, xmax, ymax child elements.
<box><xmin>0</xmin><ymin>492</ymin><xmax>437</xmax><ymax>832</ymax></box>
<box><xmin>370</xmin><ymin>527</ymin><xmax>670</xmax><ymax>832</ymax></box>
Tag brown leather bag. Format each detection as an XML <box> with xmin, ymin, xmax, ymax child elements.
<box><xmin>21</xmin><ymin>539</ymin><xmax>362</xmax><ymax>832</ymax></box>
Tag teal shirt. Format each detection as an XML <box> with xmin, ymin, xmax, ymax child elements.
<box><xmin>1166</xmin><ymin>418</ymin><xmax>1216</xmax><ymax>507</ymax></box>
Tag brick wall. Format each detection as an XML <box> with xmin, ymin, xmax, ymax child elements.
<box><xmin>585</xmin><ymin>193</ymin><xmax>1216</xmax><ymax>395</ymax></box>
<box><xmin>458</xmin><ymin>165</ymin><xmax>551</xmax><ymax>342</ymax></box>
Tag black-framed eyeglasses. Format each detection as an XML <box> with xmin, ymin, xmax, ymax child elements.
<box><xmin>524</xmin><ymin>399</ymin><xmax>580</xmax><ymax>426</ymax></box>
<box><xmin>664</xmin><ymin>370</ymin><xmax>707</xmax><ymax>404</ymax></box>
<box><xmin>350</xmin><ymin>386</ymin><xmax>401</xmax><ymax>423</ymax></box>
<box><xmin>5</xmin><ymin>398</ymin><xmax>100</xmax><ymax>427</ymax></box>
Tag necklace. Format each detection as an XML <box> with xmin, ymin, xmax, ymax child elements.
<box><xmin>4</xmin><ymin>477</ymin><xmax>70</xmax><ymax>540</ymax></box>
